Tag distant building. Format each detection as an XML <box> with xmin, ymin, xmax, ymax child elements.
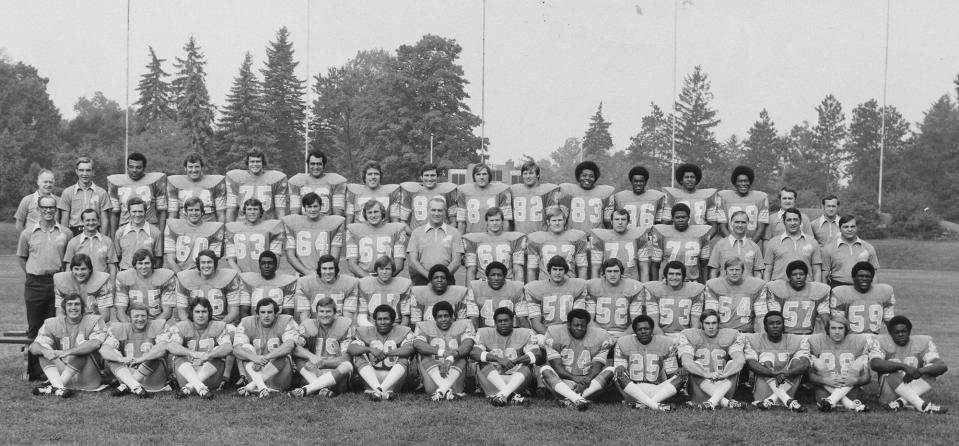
<box><xmin>448</xmin><ymin>161</ymin><xmax>520</xmax><ymax>185</ymax></box>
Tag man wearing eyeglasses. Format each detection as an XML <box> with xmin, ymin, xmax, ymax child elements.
<box><xmin>17</xmin><ymin>195</ymin><xmax>73</xmax><ymax>380</ymax></box>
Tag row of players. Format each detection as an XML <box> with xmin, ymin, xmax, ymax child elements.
<box><xmin>31</xmin><ymin>276</ymin><xmax>945</xmax><ymax>414</ymax></box>
<box><xmin>18</xmin><ymin>150</ymin><xmax>869</xmax><ymax>285</ymax></box>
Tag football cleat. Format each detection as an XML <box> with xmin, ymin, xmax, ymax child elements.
<box><xmin>32</xmin><ymin>385</ymin><xmax>53</xmax><ymax>396</ymax></box>
<box><xmin>698</xmin><ymin>401</ymin><xmax>716</xmax><ymax>411</ymax></box>
<box><xmin>786</xmin><ymin>399</ymin><xmax>806</xmax><ymax>413</ymax></box>
<box><xmin>236</xmin><ymin>387</ymin><xmax>254</xmax><ymax>397</ymax></box>
<box><xmin>490</xmin><ymin>394</ymin><xmax>508</xmax><ymax>407</ymax></box>
<box><xmin>656</xmin><ymin>403</ymin><xmax>675</xmax><ymax>412</ymax></box>
<box><xmin>921</xmin><ymin>402</ymin><xmax>947</xmax><ymax>414</ymax></box>
<box><xmin>850</xmin><ymin>400</ymin><xmax>869</xmax><ymax>413</ymax></box>
<box><xmin>258</xmin><ymin>388</ymin><xmax>271</xmax><ymax>399</ymax></box>
<box><xmin>365</xmin><ymin>390</ymin><xmax>382</xmax><ymax>402</ymax></box>
<box><xmin>885</xmin><ymin>398</ymin><xmax>905</xmax><ymax>412</ymax></box>
<box><xmin>111</xmin><ymin>385</ymin><xmax>130</xmax><ymax>397</ymax></box>
<box><xmin>574</xmin><ymin>399</ymin><xmax>591</xmax><ymax>411</ymax></box>
<box><xmin>622</xmin><ymin>401</ymin><xmax>645</xmax><ymax>410</ymax></box>
<box><xmin>288</xmin><ymin>387</ymin><xmax>308</xmax><ymax>398</ymax></box>
<box><xmin>444</xmin><ymin>390</ymin><xmax>456</xmax><ymax>401</ymax></box>
<box><xmin>175</xmin><ymin>387</ymin><xmax>193</xmax><ymax>399</ymax></box>
<box><xmin>132</xmin><ymin>387</ymin><xmax>151</xmax><ymax>399</ymax></box>
<box><xmin>509</xmin><ymin>393</ymin><xmax>530</xmax><ymax>406</ymax></box>
<box><xmin>726</xmin><ymin>400</ymin><xmax>746</xmax><ymax>410</ymax></box>
<box><xmin>752</xmin><ymin>400</ymin><xmax>775</xmax><ymax>411</ymax></box>
<box><xmin>317</xmin><ymin>388</ymin><xmax>335</xmax><ymax>399</ymax></box>
<box><xmin>817</xmin><ymin>397</ymin><xmax>833</xmax><ymax>412</ymax></box>
<box><xmin>430</xmin><ymin>391</ymin><xmax>446</xmax><ymax>402</ymax></box>
<box><xmin>53</xmin><ymin>387</ymin><xmax>73</xmax><ymax>399</ymax></box>
<box><xmin>560</xmin><ymin>398</ymin><xmax>578</xmax><ymax>411</ymax></box>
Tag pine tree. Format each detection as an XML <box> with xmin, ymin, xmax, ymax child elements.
<box><xmin>172</xmin><ymin>36</ymin><xmax>215</xmax><ymax>158</ymax></box>
<box><xmin>743</xmin><ymin>109</ymin><xmax>788</xmax><ymax>192</ymax></box>
<box><xmin>843</xmin><ymin>100</ymin><xmax>909</xmax><ymax>202</ymax></box>
<box><xmin>215</xmin><ymin>52</ymin><xmax>273</xmax><ymax>171</ymax></box>
<box><xmin>626</xmin><ymin>103</ymin><xmax>674</xmax><ymax>187</ymax></box>
<box><xmin>134</xmin><ymin>46</ymin><xmax>174</xmax><ymax>132</ymax></box>
<box><xmin>582</xmin><ymin>102</ymin><xmax>613</xmax><ymax>160</ymax></box>
<box><xmin>261</xmin><ymin>27</ymin><xmax>306</xmax><ymax>175</ymax></box>
<box><xmin>811</xmin><ymin>94</ymin><xmax>846</xmax><ymax>190</ymax></box>
<box><xmin>675</xmin><ymin>65</ymin><xmax>722</xmax><ymax>173</ymax></box>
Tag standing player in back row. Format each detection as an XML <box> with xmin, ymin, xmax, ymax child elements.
<box><xmin>605</xmin><ymin>166</ymin><xmax>664</xmax><ymax>233</ymax></box>
<box><xmin>397</xmin><ymin>163</ymin><xmax>458</xmax><ymax>232</ymax></box>
<box><xmin>457</xmin><ymin>164</ymin><xmax>513</xmax><ymax>235</ymax></box>
<box><xmin>166</xmin><ymin>153</ymin><xmax>226</xmax><ymax>222</ymax></box>
<box><xmin>288</xmin><ymin>149</ymin><xmax>347</xmax><ymax>217</ymax></box>
<box><xmin>661</xmin><ymin>163</ymin><xmax>717</xmax><ymax>235</ymax></box>
<box><xmin>345</xmin><ymin>161</ymin><xmax>401</xmax><ymax>224</ymax></box>
<box><xmin>108</xmin><ymin>152</ymin><xmax>167</xmax><ymax>244</ymax></box>
<box><xmin>510</xmin><ymin>160</ymin><xmax>559</xmax><ymax>234</ymax></box>
<box><xmin>556</xmin><ymin>161</ymin><xmax>615</xmax><ymax>234</ymax></box>
<box><xmin>716</xmin><ymin>166</ymin><xmax>768</xmax><ymax>242</ymax></box>
<box><xmin>226</xmin><ymin>150</ymin><xmax>289</xmax><ymax>221</ymax></box>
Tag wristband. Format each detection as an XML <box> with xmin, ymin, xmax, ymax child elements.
<box><xmin>480</xmin><ymin>352</ymin><xmax>488</xmax><ymax>362</ymax></box>
<box><xmin>526</xmin><ymin>351</ymin><xmax>537</xmax><ymax>363</ymax></box>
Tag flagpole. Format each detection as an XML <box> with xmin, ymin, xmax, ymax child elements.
<box><xmin>481</xmin><ymin>0</ymin><xmax>487</xmax><ymax>161</ymax></box>
<box><xmin>670</xmin><ymin>0</ymin><xmax>678</xmax><ymax>188</ymax></box>
<box><xmin>878</xmin><ymin>0</ymin><xmax>890</xmax><ymax>211</ymax></box>
<box><xmin>125</xmin><ymin>0</ymin><xmax>131</xmax><ymax>173</ymax></box>
<box><xmin>304</xmin><ymin>0</ymin><xmax>311</xmax><ymax>173</ymax></box>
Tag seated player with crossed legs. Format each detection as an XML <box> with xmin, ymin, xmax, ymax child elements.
<box><xmin>30</xmin><ymin>293</ymin><xmax>109</xmax><ymax>397</ymax></box>
<box><xmin>471</xmin><ymin>307</ymin><xmax>540</xmax><ymax>406</ymax></box>
<box><xmin>743</xmin><ymin>311</ymin><xmax>810</xmax><ymax>412</ymax></box>
<box><xmin>870</xmin><ymin>315</ymin><xmax>948</xmax><ymax>414</ymax></box>
<box><xmin>540</xmin><ymin>308</ymin><xmax>616</xmax><ymax>411</ymax></box>
<box><xmin>289</xmin><ymin>296</ymin><xmax>355</xmax><ymax>398</ymax></box>
<box><xmin>413</xmin><ymin>301</ymin><xmax>476</xmax><ymax>401</ymax></box>
<box><xmin>99</xmin><ymin>303</ymin><xmax>170</xmax><ymax>397</ymax></box>
<box><xmin>348</xmin><ymin>304</ymin><xmax>416</xmax><ymax>401</ymax></box>
<box><xmin>678</xmin><ymin>309</ymin><xmax>747</xmax><ymax>410</ymax></box>
<box><xmin>804</xmin><ymin>315</ymin><xmax>875</xmax><ymax>412</ymax></box>
<box><xmin>232</xmin><ymin>299</ymin><xmax>299</xmax><ymax>398</ymax></box>
<box><xmin>163</xmin><ymin>297</ymin><xmax>234</xmax><ymax>399</ymax></box>
<box><xmin>614</xmin><ymin>315</ymin><xmax>684</xmax><ymax>411</ymax></box>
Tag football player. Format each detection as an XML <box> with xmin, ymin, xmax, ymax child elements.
<box><xmin>167</xmin><ymin>153</ymin><xmax>226</xmax><ymax>222</ymax></box>
<box><xmin>163</xmin><ymin>197</ymin><xmax>225</xmax><ymax>272</ymax></box>
<box><xmin>716</xmin><ymin>166</ymin><xmax>769</xmax><ymax>242</ymax></box>
<box><xmin>288</xmin><ymin>149</ymin><xmax>347</xmax><ymax>216</ymax></box>
<box><xmin>526</xmin><ymin>256</ymin><xmax>588</xmax><ymax>338</ymax></box>
<box><xmin>811</xmin><ymin>195</ymin><xmax>841</xmax><ymax>246</ymax></box>
<box><xmin>232</xmin><ymin>299</ymin><xmax>299</xmax><ymax>397</ymax></box>
<box><xmin>556</xmin><ymin>161</ymin><xmax>615</xmax><ymax>233</ymax></box>
<box><xmin>347</xmin><ymin>256</ymin><xmax>413</xmax><ymax>327</ymax></box>
<box><xmin>294</xmin><ymin>254</ymin><xmax>359</xmax><ymax>321</ymax></box>
<box><xmin>107</xmin><ymin>152</ymin><xmax>167</xmax><ymax>243</ymax></box>
<box><xmin>163</xmin><ymin>297</ymin><xmax>233</xmax><ymax>399</ymax></box>
<box><xmin>762</xmin><ymin>260</ymin><xmax>831</xmax><ymax>335</ymax></box>
<box><xmin>821</xmin><ymin>215</ymin><xmax>879</xmax><ymax>287</ymax></box>
<box><xmin>661</xmin><ymin>163</ymin><xmax>717</xmax><ymax>233</ymax></box>
<box><xmin>648</xmin><ymin>203</ymin><xmax>711</xmax><ymax>283</ymax></box>
<box><xmin>764</xmin><ymin>188</ymin><xmax>814</xmax><ymax>242</ymax></box>
<box><xmin>541</xmin><ymin>308</ymin><xmax>616</xmax><ymax>410</ymax></box>
<box><xmin>283</xmin><ymin>192</ymin><xmax>345</xmax><ymax>275</ymax></box>
<box><xmin>644</xmin><ymin>261</ymin><xmax>706</xmax><ymax>336</ymax></box>
<box><xmin>471</xmin><ymin>307</ymin><xmax>540</xmax><ymax>406</ymax></box>
<box><xmin>510</xmin><ymin>160</ymin><xmax>560</xmax><ymax>234</ymax></box>
<box><xmin>456</xmin><ymin>163</ymin><xmax>513</xmax><ymax>235</ymax></box>
<box><xmin>114</xmin><ymin>248</ymin><xmax>176</xmax><ymax>321</ymax></box>
<box><xmin>763</xmin><ymin>208</ymin><xmax>822</xmax><ymax>282</ymax></box>
<box><xmin>463</xmin><ymin>207</ymin><xmax>526</xmax><ymax>282</ymax></box>
<box><xmin>405</xmin><ymin>197</ymin><xmax>464</xmax><ymax>285</ymax></box>
<box><xmin>100</xmin><ymin>303</ymin><xmax>169</xmax><ymax>397</ymax></box>
<box><xmin>30</xmin><ymin>293</ymin><xmax>108</xmax><ymax>397</ymax></box>
<box><xmin>54</xmin><ymin>254</ymin><xmax>113</xmax><ymax>322</ymax></box>
<box><xmin>240</xmin><ymin>251</ymin><xmax>297</xmax><ymax>316</ymax></box>
<box><xmin>590</xmin><ymin>208</ymin><xmax>649</xmax><ymax>281</ymax></box>
<box><xmin>678</xmin><ymin>310</ymin><xmax>747</xmax><ymax>410</ymax></box>
<box><xmin>704</xmin><ymin>257</ymin><xmax>767</xmax><ymax>333</ymax></box>
<box><xmin>582</xmin><ymin>258</ymin><xmax>644</xmax><ymax>338</ymax></box>
<box><xmin>113</xmin><ymin>197</ymin><xmax>162</xmax><ymax>270</ymax></box>
<box><xmin>345</xmin><ymin>200</ymin><xmax>408</xmax><ymax>278</ymax></box>
<box><xmin>63</xmin><ymin>208</ymin><xmax>118</xmax><ymax>276</ymax></box>
<box><xmin>708</xmin><ymin>211</ymin><xmax>764</xmax><ymax>279</ymax></box>
<box><xmin>59</xmin><ymin>157</ymin><xmax>112</xmax><ymax>236</ymax></box>
<box><xmin>413</xmin><ymin>301</ymin><xmax>476</xmax><ymax>400</ymax></box>
<box><xmin>289</xmin><ymin>296</ymin><xmax>355</xmax><ymax>397</ymax></box>
<box><xmin>226</xmin><ymin>149</ymin><xmax>289</xmax><ymax>221</ymax></box>
<box><xmin>870</xmin><ymin>315</ymin><xmax>948</xmax><ymax>414</ymax></box>
<box><xmin>397</xmin><ymin>163</ymin><xmax>459</xmax><ymax>231</ymax></box>
<box><xmin>804</xmin><ymin>315</ymin><xmax>876</xmax><ymax>412</ymax></box>
<box><xmin>743</xmin><ymin>311</ymin><xmax>809</xmax><ymax>412</ymax></box>
<box><xmin>830</xmin><ymin>262</ymin><xmax>894</xmax><ymax>335</ymax></box>
<box><xmin>175</xmin><ymin>250</ymin><xmax>244</xmax><ymax>324</ymax></box>
<box><xmin>613</xmin><ymin>315</ymin><xmax>683</xmax><ymax>411</ymax></box>
<box><xmin>345</xmin><ymin>160</ymin><xmax>401</xmax><ymax>224</ymax></box>
<box><xmin>471</xmin><ymin>261</ymin><xmax>528</xmax><ymax>328</ymax></box>
<box><xmin>348</xmin><ymin>304</ymin><xmax>416</xmax><ymax>400</ymax></box>
<box><xmin>604</xmin><ymin>165</ymin><xmax>665</xmax><ymax>232</ymax></box>
<box><xmin>224</xmin><ymin>198</ymin><xmax>286</xmax><ymax>273</ymax></box>
<box><xmin>526</xmin><ymin>207</ymin><xmax>588</xmax><ymax>280</ymax></box>
<box><xmin>409</xmin><ymin>265</ymin><xmax>478</xmax><ymax>326</ymax></box>
<box><xmin>17</xmin><ymin>169</ymin><xmax>60</xmax><ymax>232</ymax></box>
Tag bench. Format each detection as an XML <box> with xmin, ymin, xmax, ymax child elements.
<box><xmin>4</xmin><ymin>331</ymin><xmax>27</xmax><ymax>337</ymax></box>
<box><xmin>0</xmin><ymin>337</ymin><xmax>31</xmax><ymax>345</ymax></box>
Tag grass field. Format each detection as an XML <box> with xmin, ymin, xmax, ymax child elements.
<box><xmin>0</xmin><ymin>225</ymin><xmax>957</xmax><ymax>445</ymax></box>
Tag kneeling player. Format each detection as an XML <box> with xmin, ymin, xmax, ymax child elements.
<box><xmin>413</xmin><ymin>301</ymin><xmax>476</xmax><ymax>401</ymax></box>
<box><xmin>471</xmin><ymin>307</ymin><xmax>540</xmax><ymax>406</ymax></box>
<box><xmin>348</xmin><ymin>304</ymin><xmax>415</xmax><ymax>401</ymax></box>
<box><xmin>100</xmin><ymin>304</ymin><xmax>170</xmax><ymax>397</ymax></box>
<box><xmin>870</xmin><ymin>315</ymin><xmax>948</xmax><ymax>414</ymax></box>
<box><xmin>678</xmin><ymin>310</ymin><xmax>747</xmax><ymax>410</ymax></box>
<box><xmin>163</xmin><ymin>297</ymin><xmax>234</xmax><ymax>399</ymax></box>
<box><xmin>804</xmin><ymin>315</ymin><xmax>875</xmax><ymax>412</ymax></box>
<box><xmin>233</xmin><ymin>299</ymin><xmax>299</xmax><ymax>397</ymax></box>
<box><xmin>541</xmin><ymin>309</ymin><xmax>615</xmax><ymax>410</ymax></box>
<box><xmin>613</xmin><ymin>315</ymin><xmax>684</xmax><ymax>411</ymax></box>
<box><xmin>290</xmin><ymin>297</ymin><xmax>355</xmax><ymax>397</ymax></box>
<box><xmin>743</xmin><ymin>311</ymin><xmax>809</xmax><ymax>412</ymax></box>
<box><xmin>30</xmin><ymin>293</ymin><xmax>108</xmax><ymax>397</ymax></box>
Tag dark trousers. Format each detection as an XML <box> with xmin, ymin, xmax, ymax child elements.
<box><xmin>24</xmin><ymin>274</ymin><xmax>55</xmax><ymax>380</ymax></box>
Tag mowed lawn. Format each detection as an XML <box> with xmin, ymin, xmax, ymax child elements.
<box><xmin>0</xmin><ymin>223</ymin><xmax>957</xmax><ymax>444</ymax></box>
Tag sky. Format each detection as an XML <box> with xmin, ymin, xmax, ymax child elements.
<box><xmin>2</xmin><ymin>0</ymin><xmax>958</xmax><ymax>164</ymax></box>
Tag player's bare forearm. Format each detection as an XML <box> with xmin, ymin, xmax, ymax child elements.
<box><xmin>65</xmin><ymin>339</ymin><xmax>104</xmax><ymax>357</ymax></box>
<box><xmin>222</xmin><ymin>307</ymin><xmax>240</xmax><ymax>325</ymax></box>
<box><xmin>109</xmin><ymin>212</ymin><xmax>119</xmax><ymax>237</ymax></box>
<box><xmin>746</xmin><ymin>359</ymin><xmax>778</xmax><ymax>377</ymax></box>
<box><xmin>98</xmin><ymin>345</ymin><xmax>127</xmax><ymax>363</ymax></box>
<box><xmin>783</xmin><ymin>357</ymin><xmax>810</xmax><ymax>378</ymax></box>
<box><xmin>852</xmin><ymin>368</ymin><xmax>871</xmax><ymax>386</ymax></box>
<box><xmin>585</xmin><ymin>361</ymin><xmax>605</xmax><ymax>381</ymax></box>
<box><xmin>762</xmin><ymin>268</ymin><xmax>772</xmax><ymax>281</ymax></box>
<box><xmin>812</xmin><ymin>268</ymin><xmax>822</xmax><ymax>283</ymax></box>
<box><xmin>163</xmin><ymin>342</ymin><xmax>193</xmax><ymax>358</ymax></box>
<box><xmin>137</xmin><ymin>344</ymin><xmax>169</xmax><ymax>362</ymax></box>
<box><xmin>752</xmin><ymin>224</ymin><xmax>767</xmax><ymax>243</ymax></box>
<box><xmin>719</xmin><ymin>225</ymin><xmax>730</xmax><ymax>238</ymax></box>
<box><xmin>165</xmin><ymin>254</ymin><xmax>181</xmax><ymax>272</ymax></box>
<box><xmin>469</xmin><ymin>347</ymin><xmax>488</xmax><ymax>363</ymax></box>
<box><xmin>577</xmin><ymin>265</ymin><xmax>587</xmax><ymax>279</ymax></box>
<box><xmin>530</xmin><ymin>318</ymin><xmax>547</xmax><ymax>335</ymax></box>
<box><xmin>207</xmin><ymin>344</ymin><xmax>234</xmax><ymax>359</ymax></box>
<box><xmin>708</xmin><ymin>267</ymin><xmax>719</xmax><ymax>279</ymax></box>
<box><xmin>292</xmin><ymin>345</ymin><xmax>316</xmax><ymax>361</ymax></box>
<box><xmin>346</xmin><ymin>344</ymin><xmax>372</xmax><ymax>357</ymax></box>
<box><xmin>548</xmin><ymin>358</ymin><xmax>578</xmax><ymax>381</ymax></box>
<box><xmin>157</xmin><ymin>210</ymin><xmax>167</xmax><ymax>234</ymax></box>
<box><xmin>447</xmin><ymin>256</ymin><xmax>462</xmax><ymax>274</ymax></box>
<box><xmin>466</xmin><ymin>266</ymin><xmax>477</xmax><ymax>281</ymax></box>
<box><xmin>454</xmin><ymin>339</ymin><xmax>475</xmax><ymax>359</ymax></box>
<box><xmin>722</xmin><ymin>354</ymin><xmax>746</xmax><ymax>377</ymax></box>
<box><xmin>393</xmin><ymin>258</ymin><xmax>405</xmax><ymax>275</ymax></box>
<box><xmin>227</xmin><ymin>208</ymin><xmax>238</xmax><ymax>222</ymax></box>
<box><xmin>651</xmin><ymin>262</ymin><xmax>661</xmax><ymax>281</ymax></box>
<box><xmin>681</xmin><ymin>354</ymin><xmax>709</xmax><ymax>377</ymax></box>
<box><xmin>320</xmin><ymin>356</ymin><xmax>349</xmax><ymax>369</ymax></box>
<box><xmin>516</xmin><ymin>316</ymin><xmax>530</xmax><ymax>328</ymax></box>
<box><xmin>286</xmin><ymin>250</ymin><xmax>310</xmax><ymax>276</ymax></box>
<box><xmin>527</xmin><ymin>267</ymin><xmax>538</xmax><ymax>281</ymax></box>
<box><xmin>413</xmin><ymin>340</ymin><xmax>440</xmax><ymax>356</ymax></box>
<box><xmin>346</xmin><ymin>259</ymin><xmax>367</xmax><ymax>278</ymax></box>
<box><xmin>158</xmin><ymin>306</ymin><xmax>173</xmax><ymax>321</ymax></box>
<box><xmin>590</xmin><ymin>264</ymin><xmax>601</xmax><ymax>280</ymax></box>
<box><xmin>115</xmin><ymin>308</ymin><xmax>130</xmax><ymax>323</ymax></box>
<box><xmin>408</xmin><ymin>258</ymin><xmax>429</xmax><ymax>277</ymax></box>
<box><xmin>513</xmin><ymin>264</ymin><xmax>525</xmax><ymax>283</ymax></box>
<box><xmin>18</xmin><ymin>257</ymin><xmax>27</xmax><ymax>274</ymax></box>
<box><xmin>233</xmin><ymin>345</ymin><xmax>258</xmax><ymax>362</ymax></box>
<box><xmin>390</xmin><ymin>344</ymin><xmax>416</xmax><ymax>358</ymax></box>
<box><xmin>264</xmin><ymin>341</ymin><xmax>295</xmax><ymax>360</ymax></box>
